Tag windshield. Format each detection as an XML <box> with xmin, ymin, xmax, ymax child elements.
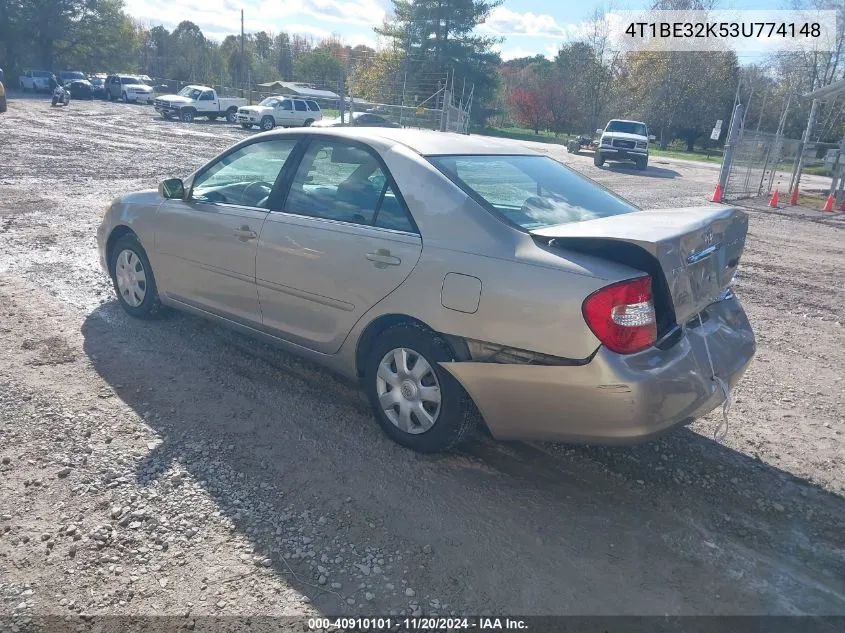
<box><xmin>429</xmin><ymin>155</ymin><xmax>638</xmax><ymax>230</ymax></box>
<box><xmin>121</xmin><ymin>76</ymin><xmax>143</xmax><ymax>84</ymax></box>
<box><xmin>61</xmin><ymin>72</ymin><xmax>85</xmax><ymax>80</ymax></box>
<box><xmin>177</xmin><ymin>86</ymin><xmax>202</xmax><ymax>99</ymax></box>
<box><xmin>605</xmin><ymin>120</ymin><xmax>648</xmax><ymax>136</ymax></box>
<box><xmin>259</xmin><ymin>97</ymin><xmax>280</xmax><ymax>107</ymax></box>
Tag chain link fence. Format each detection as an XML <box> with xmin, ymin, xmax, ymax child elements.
<box><xmin>724</xmin><ymin>131</ymin><xmax>802</xmax><ymax>200</ymax></box>
<box><xmin>145</xmin><ymin>70</ymin><xmax>472</xmax><ymax>133</ymax></box>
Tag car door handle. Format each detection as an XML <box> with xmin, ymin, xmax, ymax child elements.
<box><xmin>366</xmin><ymin>250</ymin><xmax>401</xmax><ymax>266</ymax></box>
<box><xmin>234</xmin><ymin>226</ymin><xmax>258</xmax><ymax>240</ymax></box>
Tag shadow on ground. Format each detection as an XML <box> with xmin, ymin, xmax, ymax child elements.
<box><xmin>599</xmin><ymin>163</ymin><xmax>681</xmax><ymax>179</ymax></box>
<box><xmin>81</xmin><ymin>302</ymin><xmax>845</xmax><ymax>616</ymax></box>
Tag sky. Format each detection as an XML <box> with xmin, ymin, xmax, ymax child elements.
<box><xmin>122</xmin><ymin>0</ymin><xmax>782</xmax><ymax>63</ymax></box>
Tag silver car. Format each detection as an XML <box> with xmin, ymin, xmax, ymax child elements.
<box><xmin>97</xmin><ymin>128</ymin><xmax>755</xmax><ymax>453</ymax></box>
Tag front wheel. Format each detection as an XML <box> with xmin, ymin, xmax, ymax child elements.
<box><xmin>364</xmin><ymin>324</ymin><xmax>475</xmax><ymax>453</ymax></box>
<box><xmin>108</xmin><ymin>234</ymin><xmax>164</xmax><ymax>320</ymax></box>
<box><xmin>180</xmin><ymin>109</ymin><xmax>195</xmax><ymax>123</ymax></box>
<box><xmin>636</xmin><ymin>156</ymin><xmax>648</xmax><ymax>171</ymax></box>
<box><xmin>260</xmin><ymin>115</ymin><xmax>275</xmax><ymax>131</ymax></box>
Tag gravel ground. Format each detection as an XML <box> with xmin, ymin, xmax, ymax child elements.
<box><xmin>0</xmin><ymin>95</ymin><xmax>843</xmax><ymax>621</ymax></box>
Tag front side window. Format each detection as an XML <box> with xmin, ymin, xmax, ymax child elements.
<box><xmin>191</xmin><ymin>139</ymin><xmax>298</xmax><ymax>208</ymax></box>
<box><xmin>279</xmin><ymin>99</ymin><xmax>293</xmax><ymax>110</ymax></box>
<box><xmin>284</xmin><ymin>141</ymin><xmax>414</xmax><ymax>231</ymax></box>
<box><xmin>429</xmin><ymin>155</ymin><xmax>638</xmax><ymax>230</ymax></box>
<box><xmin>199</xmin><ymin>91</ymin><xmax>213</xmax><ymax>101</ymax></box>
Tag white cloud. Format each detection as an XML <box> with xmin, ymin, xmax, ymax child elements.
<box><xmin>495</xmin><ymin>45</ymin><xmax>553</xmax><ymax>62</ymax></box>
<box><xmin>124</xmin><ymin>0</ymin><xmax>386</xmax><ymax>39</ymax></box>
<box><xmin>483</xmin><ymin>7</ymin><xmax>603</xmax><ymax>41</ymax></box>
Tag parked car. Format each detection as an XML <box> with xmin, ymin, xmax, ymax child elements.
<box><xmin>236</xmin><ymin>95</ymin><xmax>322</xmax><ymax>130</ymax></box>
<box><xmin>68</xmin><ymin>79</ymin><xmax>94</xmax><ymax>99</ymax></box>
<box><xmin>0</xmin><ymin>67</ymin><xmax>6</xmax><ymax>113</ymax></box>
<box><xmin>59</xmin><ymin>71</ymin><xmax>87</xmax><ymax>86</ymax></box>
<box><xmin>594</xmin><ymin>119</ymin><xmax>655</xmax><ymax>170</ymax></box>
<box><xmin>154</xmin><ymin>85</ymin><xmax>247</xmax><ymax>122</ymax></box>
<box><xmin>19</xmin><ymin>70</ymin><xmax>52</xmax><ymax>92</ymax></box>
<box><xmin>105</xmin><ymin>74</ymin><xmax>154</xmax><ymax>103</ymax></box>
<box><xmin>90</xmin><ymin>76</ymin><xmax>107</xmax><ymax>99</ymax></box>
<box><xmin>311</xmin><ymin>112</ymin><xmax>400</xmax><ymax>128</ymax></box>
<box><xmin>97</xmin><ymin>128</ymin><xmax>755</xmax><ymax>453</ymax></box>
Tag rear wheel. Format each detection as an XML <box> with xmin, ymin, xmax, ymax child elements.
<box><xmin>260</xmin><ymin>115</ymin><xmax>275</xmax><ymax>131</ymax></box>
<box><xmin>304</xmin><ymin>118</ymin><xmax>314</xmax><ymax>127</ymax></box>
<box><xmin>364</xmin><ymin>324</ymin><xmax>475</xmax><ymax>453</ymax></box>
<box><xmin>594</xmin><ymin>151</ymin><xmax>605</xmax><ymax>167</ymax></box>
<box><xmin>108</xmin><ymin>234</ymin><xmax>163</xmax><ymax>320</ymax></box>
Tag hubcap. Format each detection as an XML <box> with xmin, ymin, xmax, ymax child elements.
<box><xmin>114</xmin><ymin>249</ymin><xmax>147</xmax><ymax>307</ymax></box>
<box><xmin>376</xmin><ymin>347</ymin><xmax>441</xmax><ymax>434</ymax></box>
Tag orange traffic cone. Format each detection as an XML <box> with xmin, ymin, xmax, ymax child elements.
<box><xmin>768</xmin><ymin>189</ymin><xmax>780</xmax><ymax>208</ymax></box>
<box><xmin>822</xmin><ymin>193</ymin><xmax>834</xmax><ymax>212</ymax></box>
<box><xmin>711</xmin><ymin>183</ymin><xmax>722</xmax><ymax>203</ymax></box>
<box><xmin>790</xmin><ymin>187</ymin><xmax>799</xmax><ymax>205</ymax></box>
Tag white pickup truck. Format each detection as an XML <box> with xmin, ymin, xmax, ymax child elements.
<box><xmin>594</xmin><ymin>119</ymin><xmax>656</xmax><ymax>171</ymax></box>
<box><xmin>154</xmin><ymin>85</ymin><xmax>247</xmax><ymax>123</ymax></box>
<box><xmin>19</xmin><ymin>70</ymin><xmax>52</xmax><ymax>92</ymax></box>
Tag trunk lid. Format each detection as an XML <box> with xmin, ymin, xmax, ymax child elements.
<box><xmin>531</xmin><ymin>206</ymin><xmax>748</xmax><ymax>324</ymax></box>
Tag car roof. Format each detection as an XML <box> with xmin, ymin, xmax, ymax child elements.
<box><xmin>259</xmin><ymin>127</ymin><xmax>540</xmax><ymax>156</ymax></box>
<box><xmin>607</xmin><ymin>119</ymin><xmax>646</xmax><ymax>124</ymax></box>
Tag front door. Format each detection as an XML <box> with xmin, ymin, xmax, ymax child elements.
<box><xmin>256</xmin><ymin>138</ymin><xmax>422</xmax><ymax>353</ymax></box>
<box><xmin>154</xmin><ymin>137</ymin><xmax>299</xmax><ymax>324</ymax></box>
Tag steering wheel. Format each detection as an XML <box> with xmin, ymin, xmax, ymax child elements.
<box><xmin>241</xmin><ymin>181</ymin><xmax>274</xmax><ymax>208</ymax></box>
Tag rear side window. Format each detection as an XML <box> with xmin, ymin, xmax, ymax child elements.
<box><xmin>429</xmin><ymin>155</ymin><xmax>638</xmax><ymax>230</ymax></box>
<box><xmin>284</xmin><ymin>140</ymin><xmax>416</xmax><ymax>232</ymax></box>
<box><xmin>306</xmin><ymin>100</ymin><xmax>320</xmax><ymax>111</ymax></box>
<box><xmin>294</xmin><ymin>100</ymin><xmax>307</xmax><ymax>111</ymax></box>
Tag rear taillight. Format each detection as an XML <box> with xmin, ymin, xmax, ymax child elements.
<box><xmin>582</xmin><ymin>276</ymin><xmax>657</xmax><ymax>354</ymax></box>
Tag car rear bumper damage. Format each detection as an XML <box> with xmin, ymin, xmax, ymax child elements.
<box><xmin>441</xmin><ymin>295</ymin><xmax>755</xmax><ymax>444</ymax></box>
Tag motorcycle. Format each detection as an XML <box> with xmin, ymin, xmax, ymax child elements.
<box><xmin>51</xmin><ymin>85</ymin><xmax>70</xmax><ymax>107</ymax></box>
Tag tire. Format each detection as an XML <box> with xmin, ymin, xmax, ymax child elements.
<box><xmin>304</xmin><ymin>118</ymin><xmax>314</xmax><ymax>127</ymax></box>
<box><xmin>226</xmin><ymin>108</ymin><xmax>238</xmax><ymax>123</ymax></box>
<box><xmin>594</xmin><ymin>152</ymin><xmax>605</xmax><ymax>167</ymax></box>
<box><xmin>122</xmin><ymin>91</ymin><xmax>129</xmax><ymax>103</ymax></box>
<box><xmin>240</xmin><ymin>123</ymin><xmax>252</xmax><ymax>130</ymax></box>
<box><xmin>107</xmin><ymin>91</ymin><xmax>113</xmax><ymax>102</ymax></box>
<box><xmin>51</xmin><ymin>96</ymin><xmax>58</xmax><ymax>107</ymax></box>
<box><xmin>108</xmin><ymin>234</ymin><xmax>164</xmax><ymax>320</ymax></box>
<box><xmin>636</xmin><ymin>156</ymin><xmax>648</xmax><ymax>171</ymax></box>
<box><xmin>363</xmin><ymin>323</ymin><xmax>476</xmax><ymax>453</ymax></box>
<box><xmin>180</xmin><ymin>108</ymin><xmax>195</xmax><ymax>123</ymax></box>
<box><xmin>260</xmin><ymin>115</ymin><xmax>275</xmax><ymax>131</ymax></box>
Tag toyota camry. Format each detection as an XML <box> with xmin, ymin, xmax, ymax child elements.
<box><xmin>97</xmin><ymin>128</ymin><xmax>755</xmax><ymax>452</ymax></box>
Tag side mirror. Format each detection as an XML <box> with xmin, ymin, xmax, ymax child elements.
<box><xmin>159</xmin><ymin>178</ymin><xmax>185</xmax><ymax>199</ymax></box>
<box><xmin>595</xmin><ymin>128</ymin><xmax>603</xmax><ymax>135</ymax></box>
<box><xmin>648</xmin><ymin>134</ymin><xmax>656</xmax><ymax>141</ymax></box>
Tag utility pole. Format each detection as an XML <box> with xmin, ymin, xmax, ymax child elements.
<box><xmin>240</xmin><ymin>9</ymin><xmax>245</xmax><ymax>98</ymax></box>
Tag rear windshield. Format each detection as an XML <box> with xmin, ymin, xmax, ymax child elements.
<box><xmin>429</xmin><ymin>155</ymin><xmax>638</xmax><ymax>230</ymax></box>
<box><xmin>605</xmin><ymin>120</ymin><xmax>647</xmax><ymax>136</ymax></box>
<box><xmin>61</xmin><ymin>72</ymin><xmax>85</xmax><ymax>80</ymax></box>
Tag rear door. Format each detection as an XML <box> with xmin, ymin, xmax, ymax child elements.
<box><xmin>293</xmin><ymin>99</ymin><xmax>309</xmax><ymax>125</ymax></box>
<box><xmin>275</xmin><ymin>98</ymin><xmax>295</xmax><ymax>126</ymax></box>
<box><xmin>153</xmin><ymin>137</ymin><xmax>300</xmax><ymax>324</ymax></box>
<box><xmin>255</xmin><ymin>138</ymin><xmax>421</xmax><ymax>352</ymax></box>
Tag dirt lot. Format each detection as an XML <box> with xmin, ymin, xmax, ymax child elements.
<box><xmin>0</xmin><ymin>95</ymin><xmax>844</xmax><ymax>621</ymax></box>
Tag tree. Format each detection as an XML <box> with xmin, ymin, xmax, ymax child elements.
<box><xmin>376</xmin><ymin>0</ymin><xmax>504</xmax><ymax>123</ymax></box>
<box><xmin>274</xmin><ymin>32</ymin><xmax>293</xmax><ymax>80</ymax></box>
<box><xmin>294</xmin><ymin>47</ymin><xmax>342</xmax><ymax>87</ymax></box>
<box><xmin>508</xmin><ymin>87</ymin><xmax>547</xmax><ymax>134</ymax></box>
